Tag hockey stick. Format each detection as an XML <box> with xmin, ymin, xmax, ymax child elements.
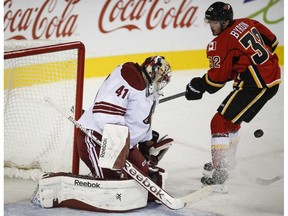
<box><xmin>240</xmin><ymin>169</ymin><xmax>283</xmax><ymax>186</ymax></box>
<box><xmin>70</xmin><ymin>91</ymin><xmax>186</xmax><ymax>110</ymax></box>
<box><xmin>159</xmin><ymin>92</ymin><xmax>185</xmax><ymax>103</ymax></box>
<box><xmin>256</xmin><ymin>175</ymin><xmax>283</xmax><ymax>185</ymax></box>
<box><xmin>44</xmin><ymin>97</ymin><xmax>212</xmax><ymax>210</ymax></box>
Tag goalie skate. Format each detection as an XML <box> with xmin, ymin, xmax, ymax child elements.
<box><xmin>201</xmin><ymin>162</ymin><xmax>228</xmax><ymax>194</ymax></box>
<box><xmin>31</xmin><ymin>184</ymin><xmax>41</xmax><ymax>207</ymax></box>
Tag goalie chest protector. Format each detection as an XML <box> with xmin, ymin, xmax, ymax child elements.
<box><xmin>38</xmin><ymin>172</ymin><xmax>148</xmax><ymax>212</ymax></box>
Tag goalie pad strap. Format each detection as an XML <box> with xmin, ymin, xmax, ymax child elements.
<box><xmin>39</xmin><ymin>172</ymin><xmax>148</xmax><ymax>212</ymax></box>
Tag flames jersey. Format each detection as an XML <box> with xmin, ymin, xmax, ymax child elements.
<box><xmin>204</xmin><ymin>18</ymin><xmax>281</xmax><ymax>92</ymax></box>
<box><xmin>78</xmin><ymin>62</ymin><xmax>160</xmax><ymax>148</ymax></box>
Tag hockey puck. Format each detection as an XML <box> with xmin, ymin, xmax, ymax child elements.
<box><xmin>254</xmin><ymin>129</ymin><xmax>264</xmax><ymax>138</ymax></box>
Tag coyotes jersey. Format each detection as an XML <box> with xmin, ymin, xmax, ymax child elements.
<box><xmin>204</xmin><ymin>18</ymin><xmax>281</xmax><ymax>92</ymax></box>
<box><xmin>78</xmin><ymin>62</ymin><xmax>160</xmax><ymax>148</ymax></box>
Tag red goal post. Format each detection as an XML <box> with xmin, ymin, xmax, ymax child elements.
<box><xmin>4</xmin><ymin>40</ymin><xmax>85</xmax><ymax>178</ymax></box>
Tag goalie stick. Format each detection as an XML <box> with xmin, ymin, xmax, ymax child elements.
<box><xmin>44</xmin><ymin>97</ymin><xmax>212</xmax><ymax>210</ymax></box>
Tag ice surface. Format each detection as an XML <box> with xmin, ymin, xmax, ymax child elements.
<box><xmin>4</xmin><ymin>68</ymin><xmax>284</xmax><ymax>216</ymax></box>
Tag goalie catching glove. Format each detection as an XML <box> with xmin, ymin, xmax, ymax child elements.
<box><xmin>138</xmin><ymin>131</ymin><xmax>173</xmax><ymax>166</ymax></box>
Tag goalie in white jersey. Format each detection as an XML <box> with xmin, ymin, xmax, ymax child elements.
<box><xmin>77</xmin><ymin>56</ymin><xmax>173</xmax><ymax>200</ymax></box>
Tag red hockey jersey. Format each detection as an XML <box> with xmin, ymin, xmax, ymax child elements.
<box><xmin>205</xmin><ymin>18</ymin><xmax>281</xmax><ymax>92</ymax></box>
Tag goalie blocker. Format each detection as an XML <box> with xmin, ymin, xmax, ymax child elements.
<box><xmin>32</xmin><ymin>172</ymin><xmax>148</xmax><ymax>212</ymax></box>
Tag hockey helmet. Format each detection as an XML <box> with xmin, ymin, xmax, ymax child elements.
<box><xmin>141</xmin><ymin>56</ymin><xmax>171</xmax><ymax>96</ymax></box>
<box><xmin>205</xmin><ymin>2</ymin><xmax>233</xmax><ymax>23</ymax></box>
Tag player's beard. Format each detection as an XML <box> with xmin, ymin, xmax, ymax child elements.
<box><xmin>211</xmin><ymin>28</ymin><xmax>221</xmax><ymax>36</ymax></box>
<box><xmin>211</xmin><ymin>28</ymin><xmax>218</xmax><ymax>36</ymax></box>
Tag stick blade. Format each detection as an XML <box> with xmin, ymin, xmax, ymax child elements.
<box><xmin>180</xmin><ymin>186</ymin><xmax>212</xmax><ymax>205</ymax></box>
<box><xmin>256</xmin><ymin>175</ymin><xmax>283</xmax><ymax>185</ymax></box>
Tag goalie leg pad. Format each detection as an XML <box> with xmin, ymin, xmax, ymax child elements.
<box><xmin>38</xmin><ymin>172</ymin><xmax>148</xmax><ymax>212</ymax></box>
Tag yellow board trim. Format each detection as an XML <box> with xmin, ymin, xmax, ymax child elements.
<box><xmin>84</xmin><ymin>49</ymin><xmax>208</xmax><ymax>78</ymax></box>
<box><xmin>84</xmin><ymin>46</ymin><xmax>283</xmax><ymax>78</ymax></box>
<box><xmin>4</xmin><ymin>46</ymin><xmax>284</xmax><ymax>89</ymax></box>
<box><xmin>4</xmin><ymin>60</ymin><xmax>77</xmax><ymax>89</ymax></box>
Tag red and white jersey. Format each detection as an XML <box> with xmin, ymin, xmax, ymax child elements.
<box><xmin>78</xmin><ymin>62</ymin><xmax>160</xmax><ymax>148</ymax></box>
<box><xmin>205</xmin><ymin>18</ymin><xmax>281</xmax><ymax>90</ymax></box>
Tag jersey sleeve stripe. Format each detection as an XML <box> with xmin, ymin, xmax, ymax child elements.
<box><xmin>94</xmin><ymin>101</ymin><xmax>126</xmax><ymax>111</ymax></box>
<box><xmin>204</xmin><ymin>73</ymin><xmax>225</xmax><ymax>88</ymax></box>
<box><xmin>93</xmin><ymin>101</ymin><xmax>126</xmax><ymax>116</ymax></box>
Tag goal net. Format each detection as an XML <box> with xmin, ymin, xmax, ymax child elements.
<box><xmin>4</xmin><ymin>40</ymin><xmax>85</xmax><ymax>180</ymax></box>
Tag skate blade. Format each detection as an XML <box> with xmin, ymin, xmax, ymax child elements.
<box><xmin>202</xmin><ymin>169</ymin><xmax>212</xmax><ymax>177</ymax></box>
<box><xmin>202</xmin><ymin>184</ymin><xmax>228</xmax><ymax>194</ymax></box>
<box><xmin>31</xmin><ymin>184</ymin><xmax>41</xmax><ymax>206</ymax></box>
<box><xmin>211</xmin><ymin>184</ymin><xmax>228</xmax><ymax>194</ymax></box>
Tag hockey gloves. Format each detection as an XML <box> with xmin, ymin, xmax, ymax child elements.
<box><xmin>138</xmin><ymin>131</ymin><xmax>173</xmax><ymax>166</ymax></box>
<box><xmin>185</xmin><ymin>77</ymin><xmax>205</xmax><ymax>100</ymax></box>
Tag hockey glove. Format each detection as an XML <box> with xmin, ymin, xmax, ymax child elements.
<box><xmin>138</xmin><ymin>131</ymin><xmax>173</xmax><ymax>166</ymax></box>
<box><xmin>185</xmin><ymin>77</ymin><xmax>205</xmax><ymax>100</ymax></box>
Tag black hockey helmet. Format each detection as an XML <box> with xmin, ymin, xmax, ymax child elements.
<box><xmin>205</xmin><ymin>2</ymin><xmax>233</xmax><ymax>23</ymax></box>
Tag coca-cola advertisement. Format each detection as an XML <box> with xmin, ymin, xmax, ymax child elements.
<box><xmin>4</xmin><ymin>0</ymin><xmax>284</xmax><ymax>73</ymax></box>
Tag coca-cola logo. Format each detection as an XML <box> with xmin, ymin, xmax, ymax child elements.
<box><xmin>4</xmin><ymin>0</ymin><xmax>199</xmax><ymax>40</ymax></box>
<box><xmin>99</xmin><ymin>0</ymin><xmax>198</xmax><ymax>33</ymax></box>
<box><xmin>4</xmin><ymin>0</ymin><xmax>79</xmax><ymax>40</ymax></box>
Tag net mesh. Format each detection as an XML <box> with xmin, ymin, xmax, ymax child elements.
<box><xmin>4</xmin><ymin>40</ymin><xmax>83</xmax><ymax>179</ymax></box>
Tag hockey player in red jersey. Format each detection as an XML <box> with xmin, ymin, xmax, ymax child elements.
<box><xmin>185</xmin><ymin>2</ymin><xmax>281</xmax><ymax>189</ymax></box>
<box><xmin>77</xmin><ymin>56</ymin><xmax>173</xmax><ymax>196</ymax></box>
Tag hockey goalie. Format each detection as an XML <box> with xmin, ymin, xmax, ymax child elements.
<box><xmin>32</xmin><ymin>56</ymin><xmax>174</xmax><ymax>212</ymax></box>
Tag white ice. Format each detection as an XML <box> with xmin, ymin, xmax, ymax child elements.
<box><xmin>4</xmin><ymin>68</ymin><xmax>284</xmax><ymax>216</ymax></box>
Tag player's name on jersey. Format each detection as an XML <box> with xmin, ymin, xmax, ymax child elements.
<box><xmin>230</xmin><ymin>21</ymin><xmax>249</xmax><ymax>39</ymax></box>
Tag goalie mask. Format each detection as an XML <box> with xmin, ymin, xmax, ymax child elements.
<box><xmin>141</xmin><ymin>56</ymin><xmax>172</xmax><ymax>96</ymax></box>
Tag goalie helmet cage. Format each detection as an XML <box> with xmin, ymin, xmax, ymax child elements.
<box><xmin>4</xmin><ymin>40</ymin><xmax>84</xmax><ymax>179</ymax></box>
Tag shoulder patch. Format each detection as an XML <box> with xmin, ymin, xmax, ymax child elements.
<box><xmin>207</xmin><ymin>41</ymin><xmax>217</xmax><ymax>51</ymax></box>
<box><xmin>121</xmin><ymin>62</ymin><xmax>146</xmax><ymax>91</ymax></box>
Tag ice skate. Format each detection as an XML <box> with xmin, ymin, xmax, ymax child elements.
<box><xmin>31</xmin><ymin>184</ymin><xmax>41</xmax><ymax>207</ymax></box>
<box><xmin>201</xmin><ymin>162</ymin><xmax>229</xmax><ymax>193</ymax></box>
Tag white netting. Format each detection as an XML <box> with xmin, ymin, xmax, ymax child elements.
<box><xmin>4</xmin><ymin>40</ymin><xmax>84</xmax><ymax>180</ymax></box>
